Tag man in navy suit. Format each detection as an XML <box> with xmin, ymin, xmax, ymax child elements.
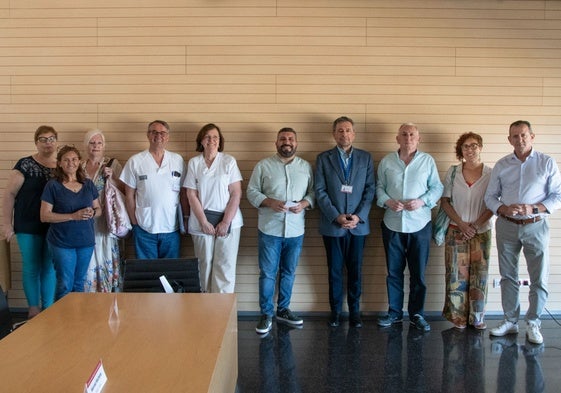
<box><xmin>315</xmin><ymin>116</ymin><xmax>376</xmax><ymax>328</ymax></box>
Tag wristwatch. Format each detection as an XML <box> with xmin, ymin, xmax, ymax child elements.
<box><xmin>532</xmin><ymin>205</ymin><xmax>539</xmax><ymax>215</ymax></box>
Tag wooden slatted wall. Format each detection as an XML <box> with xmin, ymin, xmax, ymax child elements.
<box><xmin>1</xmin><ymin>0</ymin><xmax>561</xmax><ymax>316</ymax></box>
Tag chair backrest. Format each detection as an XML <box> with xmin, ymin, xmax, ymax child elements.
<box><xmin>0</xmin><ymin>285</ymin><xmax>13</xmax><ymax>339</ymax></box>
<box><xmin>121</xmin><ymin>258</ymin><xmax>201</xmax><ymax>293</ymax></box>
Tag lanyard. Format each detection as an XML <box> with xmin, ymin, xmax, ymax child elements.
<box><xmin>338</xmin><ymin>153</ymin><xmax>353</xmax><ymax>185</ymax></box>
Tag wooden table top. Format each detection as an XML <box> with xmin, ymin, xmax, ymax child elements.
<box><xmin>0</xmin><ymin>292</ymin><xmax>238</xmax><ymax>393</ymax></box>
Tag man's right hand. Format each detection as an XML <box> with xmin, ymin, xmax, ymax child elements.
<box><xmin>263</xmin><ymin>198</ymin><xmax>288</xmax><ymax>213</ymax></box>
<box><xmin>385</xmin><ymin>199</ymin><xmax>405</xmax><ymax>212</ymax></box>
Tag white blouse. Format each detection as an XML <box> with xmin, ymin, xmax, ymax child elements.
<box><xmin>442</xmin><ymin>163</ymin><xmax>493</xmax><ymax>233</ymax></box>
<box><xmin>183</xmin><ymin>152</ymin><xmax>244</xmax><ymax>235</ymax></box>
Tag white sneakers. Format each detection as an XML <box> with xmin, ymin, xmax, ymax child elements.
<box><xmin>489</xmin><ymin>319</ymin><xmax>543</xmax><ymax>345</ymax></box>
<box><xmin>489</xmin><ymin>320</ymin><xmax>519</xmax><ymax>336</ymax></box>
<box><xmin>526</xmin><ymin>321</ymin><xmax>544</xmax><ymax>344</ymax></box>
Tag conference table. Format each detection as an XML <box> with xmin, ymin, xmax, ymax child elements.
<box><xmin>0</xmin><ymin>292</ymin><xmax>238</xmax><ymax>392</ymax></box>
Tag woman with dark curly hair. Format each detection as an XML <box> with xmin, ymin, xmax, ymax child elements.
<box><xmin>440</xmin><ymin>132</ymin><xmax>493</xmax><ymax>329</ymax></box>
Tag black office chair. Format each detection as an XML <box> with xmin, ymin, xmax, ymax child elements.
<box><xmin>121</xmin><ymin>258</ymin><xmax>201</xmax><ymax>293</ymax></box>
<box><xmin>0</xmin><ymin>285</ymin><xmax>13</xmax><ymax>339</ymax></box>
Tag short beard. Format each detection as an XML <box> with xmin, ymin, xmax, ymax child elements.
<box><xmin>277</xmin><ymin>145</ymin><xmax>296</xmax><ymax>158</ymax></box>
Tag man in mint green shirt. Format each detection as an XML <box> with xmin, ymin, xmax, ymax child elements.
<box><xmin>376</xmin><ymin>123</ymin><xmax>443</xmax><ymax>332</ymax></box>
<box><xmin>247</xmin><ymin>127</ymin><xmax>315</xmax><ymax>335</ymax></box>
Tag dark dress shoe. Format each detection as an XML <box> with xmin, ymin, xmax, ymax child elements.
<box><xmin>350</xmin><ymin>313</ymin><xmax>363</xmax><ymax>328</ymax></box>
<box><xmin>329</xmin><ymin>312</ymin><xmax>340</xmax><ymax>327</ymax></box>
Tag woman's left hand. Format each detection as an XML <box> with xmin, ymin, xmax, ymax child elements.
<box><xmin>458</xmin><ymin>221</ymin><xmax>476</xmax><ymax>240</ymax></box>
<box><xmin>215</xmin><ymin>222</ymin><xmax>230</xmax><ymax>237</ymax></box>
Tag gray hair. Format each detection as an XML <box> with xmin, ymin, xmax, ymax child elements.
<box><xmin>398</xmin><ymin>122</ymin><xmax>418</xmax><ymax>133</ymax></box>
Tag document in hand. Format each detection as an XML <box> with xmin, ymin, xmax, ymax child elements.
<box><xmin>204</xmin><ymin>209</ymin><xmax>231</xmax><ymax>234</ymax></box>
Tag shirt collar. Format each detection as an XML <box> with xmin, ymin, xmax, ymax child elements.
<box><xmin>336</xmin><ymin>145</ymin><xmax>353</xmax><ymax>159</ymax></box>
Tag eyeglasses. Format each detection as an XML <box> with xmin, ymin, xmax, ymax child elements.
<box><xmin>462</xmin><ymin>143</ymin><xmax>480</xmax><ymax>150</ymax></box>
<box><xmin>149</xmin><ymin>130</ymin><xmax>169</xmax><ymax>137</ymax></box>
<box><xmin>37</xmin><ymin>136</ymin><xmax>57</xmax><ymax>143</ymax></box>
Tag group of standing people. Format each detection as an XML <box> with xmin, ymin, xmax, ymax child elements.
<box><xmin>2</xmin><ymin>118</ymin><xmax>560</xmax><ymax>348</ymax></box>
<box><xmin>2</xmin><ymin>126</ymin><xmax>126</xmax><ymax>315</ymax></box>
<box><xmin>120</xmin><ymin>120</ymin><xmax>243</xmax><ymax>294</ymax></box>
<box><xmin>249</xmin><ymin>117</ymin><xmax>561</xmax><ymax>348</ymax></box>
<box><xmin>1</xmin><ymin>120</ymin><xmax>245</xmax><ymax>320</ymax></box>
<box><xmin>425</xmin><ymin>120</ymin><xmax>561</xmax><ymax>346</ymax></box>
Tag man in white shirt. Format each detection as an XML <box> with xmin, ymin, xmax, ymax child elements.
<box><xmin>485</xmin><ymin>120</ymin><xmax>561</xmax><ymax>345</ymax></box>
<box><xmin>120</xmin><ymin>120</ymin><xmax>188</xmax><ymax>259</ymax></box>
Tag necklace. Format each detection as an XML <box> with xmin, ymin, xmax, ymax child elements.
<box><xmin>462</xmin><ymin>162</ymin><xmax>483</xmax><ymax>184</ymax></box>
<box><xmin>64</xmin><ymin>180</ymin><xmax>82</xmax><ymax>193</ymax></box>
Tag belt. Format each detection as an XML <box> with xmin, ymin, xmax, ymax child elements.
<box><xmin>500</xmin><ymin>215</ymin><xmax>542</xmax><ymax>225</ymax></box>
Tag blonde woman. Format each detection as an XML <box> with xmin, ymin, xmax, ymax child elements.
<box><xmin>81</xmin><ymin>129</ymin><xmax>125</xmax><ymax>292</ymax></box>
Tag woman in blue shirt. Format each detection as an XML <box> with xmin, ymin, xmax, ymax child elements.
<box><xmin>41</xmin><ymin>145</ymin><xmax>101</xmax><ymax>300</ymax></box>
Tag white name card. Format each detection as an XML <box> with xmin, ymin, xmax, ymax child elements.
<box><xmin>159</xmin><ymin>275</ymin><xmax>175</xmax><ymax>293</ymax></box>
<box><xmin>84</xmin><ymin>359</ymin><xmax>107</xmax><ymax>393</ymax></box>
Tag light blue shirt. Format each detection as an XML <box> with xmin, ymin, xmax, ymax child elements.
<box><xmin>485</xmin><ymin>149</ymin><xmax>561</xmax><ymax>218</ymax></box>
<box><xmin>247</xmin><ymin>154</ymin><xmax>315</xmax><ymax>238</ymax></box>
<box><xmin>336</xmin><ymin>146</ymin><xmax>352</xmax><ymax>176</ymax></box>
<box><xmin>376</xmin><ymin>150</ymin><xmax>443</xmax><ymax>233</ymax></box>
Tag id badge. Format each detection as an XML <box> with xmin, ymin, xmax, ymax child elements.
<box><xmin>341</xmin><ymin>184</ymin><xmax>353</xmax><ymax>194</ymax></box>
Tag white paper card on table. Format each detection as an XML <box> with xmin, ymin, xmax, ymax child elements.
<box><xmin>84</xmin><ymin>359</ymin><xmax>107</xmax><ymax>393</ymax></box>
<box><xmin>159</xmin><ymin>275</ymin><xmax>174</xmax><ymax>293</ymax></box>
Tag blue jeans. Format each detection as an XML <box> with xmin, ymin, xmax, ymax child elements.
<box><xmin>322</xmin><ymin>233</ymin><xmax>365</xmax><ymax>314</ymax></box>
<box><xmin>16</xmin><ymin>233</ymin><xmax>56</xmax><ymax>309</ymax></box>
<box><xmin>381</xmin><ymin>221</ymin><xmax>431</xmax><ymax>318</ymax></box>
<box><xmin>133</xmin><ymin>225</ymin><xmax>180</xmax><ymax>259</ymax></box>
<box><xmin>258</xmin><ymin>231</ymin><xmax>304</xmax><ymax>316</ymax></box>
<box><xmin>50</xmin><ymin>244</ymin><xmax>94</xmax><ymax>300</ymax></box>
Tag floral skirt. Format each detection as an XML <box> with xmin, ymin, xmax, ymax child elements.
<box><xmin>442</xmin><ymin>227</ymin><xmax>491</xmax><ymax>327</ymax></box>
<box><xmin>83</xmin><ymin>230</ymin><xmax>120</xmax><ymax>293</ymax></box>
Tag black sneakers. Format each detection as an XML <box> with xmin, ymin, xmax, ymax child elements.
<box><xmin>410</xmin><ymin>314</ymin><xmax>430</xmax><ymax>332</ymax></box>
<box><xmin>255</xmin><ymin>315</ymin><xmax>272</xmax><ymax>334</ymax></box>
<box><xmin>377</xmin><ymin>314</ymin><xmax>403</xmax><ymax>327</ymax></box>
<box><xmin>349</xmin><ymin>312</ymin><xmax>363</xmax><ymax>328</ymax></box>
<box><xmin>276</xmin><ymin>308</ymin><xmax>304</xmax><ymax>325</ymax></box>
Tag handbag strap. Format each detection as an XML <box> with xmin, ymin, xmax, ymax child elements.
<box><xmin>449</xmin><ymin>165</ymin><xmax>458</xmax><ymax>203</ymax></box>
<box><xmin>104</xmin><ymin>158</ymin><xmax>115</xmax><ymax>180</ymax></box>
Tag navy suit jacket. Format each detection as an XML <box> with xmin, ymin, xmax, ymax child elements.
<box><xmin>315</xmin><ymin>147</ymin><xmax>376</xmax><ymax>237</ymax></box>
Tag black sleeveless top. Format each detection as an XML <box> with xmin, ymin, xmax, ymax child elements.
<box><xmin>13</xmin><ymin>156</ymin><xmax>54</xmax><ymax>235</ymax></box>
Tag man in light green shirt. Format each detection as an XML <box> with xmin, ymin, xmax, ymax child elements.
<box><xmin>376</xmin><ymin>123</ymin><xmax>443</xmax><ymax>332</ymax></box>
<box><xmin>247</xmin><ymin>127</ymin><xmax>315</xmax><ymax>335</ymax></box>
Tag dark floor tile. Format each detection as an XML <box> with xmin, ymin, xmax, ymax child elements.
<box><xmin>238</xmin><ymin>317</ymin><xmax>561</xmax><ymax>393</ymax></box>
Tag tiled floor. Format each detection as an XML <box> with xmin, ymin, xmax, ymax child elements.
<box><xmin>237</xmin><ymin>316</ymin><xmax>561</xmax><ymax>393</ymax></box>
